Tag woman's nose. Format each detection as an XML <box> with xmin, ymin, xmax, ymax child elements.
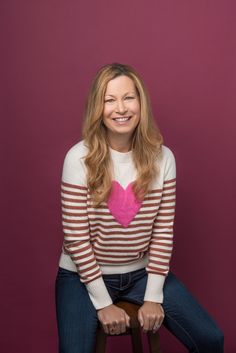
<box><xmin>115</xmin><ymin>100</ymin><xmax>127</xmax><ymax>114</ymax></box>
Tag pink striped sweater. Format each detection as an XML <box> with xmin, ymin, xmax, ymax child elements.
<box><xmin>58</xmin><ymin>140</ymin><xmax>176</xmax><ymax>309</ymax></box>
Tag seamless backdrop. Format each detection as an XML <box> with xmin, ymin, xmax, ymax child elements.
<box><xmin>1</xmin><ymin>1</ymin><xmax>236</xmax><ymax>353</ymax></box>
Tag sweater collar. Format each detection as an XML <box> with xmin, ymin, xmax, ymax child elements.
<box><xmin>108</xmin><ymin>146</ymin><xmax>133</xmax><ymax>163</ymax></box>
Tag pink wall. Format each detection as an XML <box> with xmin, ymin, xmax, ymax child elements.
<box><xmin>1</xmin><ymin>1</ymin><xmax>235</xmax><ymax>352</ymax></box>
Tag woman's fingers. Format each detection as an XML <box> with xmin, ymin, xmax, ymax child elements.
<box><xmin>153</xmin><ymin>305</ymin><xmax>165</xmax><ymax>332</ymax></box>
<box><xmin>102</xmin><ymin>322</ymin><xmax>109</xmax><ymax>335</ymax></box>
<box><xmin>152</xmin><ymin>321</ymin><xmax>161</xmax><ymax>333</ymax></box>
<box><xmin>108</xmin><ymin>320</ymin><xmax>119</xmax><ymax>335</ymax></box>
<box><xmin>109</xmin><ymin>319</ymin><xmax>126</xmax><ymax>335</ymax></box>
<box><xmin>97</xmin><ymin>304</ymin><xmax>130</xmax><ymax>335</ymax></box>
<box><xmin>125</xmin><ymin>312</ymin><xmax>130</xmax><ymax>328</ymax></box>
<box><xmin>143</xmin><ymin>314</ymin><xmax>155</xmax><ymax>333</ymax></box>
<box><xmin>137</xmin><ymin>309</ymin><xmax>144</xmax><ymax>328</ymax></box>
<box><xmin>119</xmin><ymin>317</ymin><xmax>127</xmax><ymax>333</ymax></box>
<box><xmin>138</xmin><ymin>302</ymin><xmax>165</xmax><ymax>333</ymax></box>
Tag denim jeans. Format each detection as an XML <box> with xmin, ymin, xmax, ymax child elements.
<box><xmin>55</xmin><ymin>267</ymin><xmax>224</xmax><ymax>353</ymax></box>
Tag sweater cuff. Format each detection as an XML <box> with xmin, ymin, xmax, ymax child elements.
<box><xmin>86</xmin><ymin>277</ymin><xmax>113</xmax><ymax>310</ymax></box>
<box><xmin>143</xmin><ymin>273</ymin><xmax>166</xmax><ymax>303</ymax></box>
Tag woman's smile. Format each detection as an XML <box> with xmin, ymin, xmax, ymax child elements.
<box><xmin>112</xmin><ymin>116</ymin><xmax>132</xmax><ymax>124</ymax></box>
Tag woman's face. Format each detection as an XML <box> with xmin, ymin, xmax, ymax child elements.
<box><xmin>102</xmin><ymin>75</ymin><xmax>140</xmax><ymax>144</ymax></box>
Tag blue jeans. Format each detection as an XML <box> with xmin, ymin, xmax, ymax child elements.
<box><xmin>55</xmin><ymin>267</ymin><xmax>224</xmax><ymax>353</ymax></box>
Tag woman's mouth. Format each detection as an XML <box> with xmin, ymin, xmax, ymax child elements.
<box><xmin>112</xmin><ymin>116</ymin><xmax>132</xmax><ymax>123</ymax></box>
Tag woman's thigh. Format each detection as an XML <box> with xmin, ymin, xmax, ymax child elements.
<box><xmin>55</xmin><ymin>267</ymin><xmax>98</xmax><ymax>353</ymax></box>
<box><xmin>161</xmin><ymin>272</ymin><xmax>224</xmax><ymax>353</ymax></box>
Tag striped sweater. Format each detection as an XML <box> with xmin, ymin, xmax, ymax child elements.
<box><xmin>58</xmin><ymin>140</ymin><xmax>176</xmax><ymax>309</ymax></box>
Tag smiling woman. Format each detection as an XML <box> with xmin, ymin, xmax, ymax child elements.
<box><xmin>81</xmin><ymin>63</ymin><xmax>163</xmax><ymax>207</ymax></box>
<box><xmin>102</xmin><ymin>75</ymin><xmax>140</xmax><ymax>150</ymax></box>
<box><xmin>55</xmin><ymin>63</ymin><xmax>224</xmax><ymax>353</ymax></box>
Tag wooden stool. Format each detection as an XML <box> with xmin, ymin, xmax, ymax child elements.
<box><xmin>95</xmin><ymin>301</ymin><xmax>161</xmax><ymax>353</ymax></box>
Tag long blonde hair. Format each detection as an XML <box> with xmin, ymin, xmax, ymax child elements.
<box><xmin>82</xmin><ymin>63</ymin><xmax>164</xmax><ymax>207</ymax></box>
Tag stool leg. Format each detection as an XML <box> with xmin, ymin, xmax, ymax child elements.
<box><xmin>94</xmin><ymin>328</ymin><xmax>107</xmax><ymax>353</ymax></box>
<box><xmin>130</xmin><ymin>327</ymin><xmax>143</xmax><ymax>353</ymax></box>
<box><xmin>147</xmin><ymin>331</ymin><xmax>161</xmax><ymax>353</ymax></box>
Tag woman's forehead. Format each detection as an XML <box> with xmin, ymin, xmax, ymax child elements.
<box><xmin>105</xmin><ymin>75</ymin><xmax>136</xmax><ymax>95</ymax></box>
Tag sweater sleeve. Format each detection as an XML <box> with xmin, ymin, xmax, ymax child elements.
<box><xmin>144</xmin><ymin>147</ymin><xmax>176</xmax><ymax>303</ymax></box>
<box><xmin>61</xmin><ymin>145</ymin><xmax>113</xmax><ymax>310</ymax></box>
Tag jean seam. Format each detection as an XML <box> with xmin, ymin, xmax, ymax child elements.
<box><xmin>120</xmin><ymin>273</ymin><xmax>132</xmax><ymax>290</ymax></box>
<box><xmin>165</xmin><ymin>313</ymin><xmax>200</xmax><ymax>353</ymax></box>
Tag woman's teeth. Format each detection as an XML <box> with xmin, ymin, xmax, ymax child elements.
<box><xmin>113</xmin><ymin>117</ymin><xmax>131</xmax><ymax>122</ymax></box>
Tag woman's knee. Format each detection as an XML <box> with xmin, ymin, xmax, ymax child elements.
<box><xmin>208</xmin><ymin>327</ymin><xmax>224</xmax><ymax>351</ymax></box>
<box><xmin>196</xmin><ymin>325</ymin><xmax>224</xmax><ymax>353</ymax></box>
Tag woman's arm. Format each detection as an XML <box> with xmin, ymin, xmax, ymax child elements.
<box><xmin>60</xmin><ymin>144</ymin><xmax>113</xmax><ymax>310</ymax></box>
<box><xmin>138</xmin><ymin>147</ymin><xmax>176</xmax><ymax>331</ymax></box>
<box><xmin>61</xmin><ymin>144</ymin><xmax>132</xmax><ymax>334</ymax></box>
<box><xmin>144</xmin><ymin>147</ymin><xmax>176</xmax><ymax>302</ymax></box>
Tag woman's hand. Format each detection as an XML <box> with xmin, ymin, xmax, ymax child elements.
<box><xmin>138</xmin><ymin>301</ymin><xmax>165</xmax><ymax>333</ymax></box>
<box><xmin>97</xmin><ymin>304</ymin><xmax>130</xmax><ymax>335</ymax></box>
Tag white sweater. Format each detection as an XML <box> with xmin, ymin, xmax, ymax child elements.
<box><xmin>58</xmin><ymin>140</ymin><xmax>176</xmax><ymax>309</ymax></box>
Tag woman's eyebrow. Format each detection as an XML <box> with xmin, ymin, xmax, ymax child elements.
<box><xmin>105</xmin><ymin>91</ymin><xmax>136</xmax><ymax>98</ymax></box>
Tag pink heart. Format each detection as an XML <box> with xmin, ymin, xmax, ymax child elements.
<box><xmin>107</xmin><ymin>181</ymin><xmax>142</xmax><ymax>227</ymax></box>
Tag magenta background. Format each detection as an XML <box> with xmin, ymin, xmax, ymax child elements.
<box><xmin>1</xmin><ymin>1</ymin><xmax>236</xmax><ymax>352</ymax></box>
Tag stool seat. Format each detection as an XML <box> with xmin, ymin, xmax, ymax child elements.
<box><xmin>95</xmin><ymin>301</ymin><xmax>161</xmax><ymax>353</ymax></box>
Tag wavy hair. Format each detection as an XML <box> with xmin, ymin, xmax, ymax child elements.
<box><xmin>81</xmin><ymin>63</ymin><xmax>164</xmax><ymax>207</ymax></box>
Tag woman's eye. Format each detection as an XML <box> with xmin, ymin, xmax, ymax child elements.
<box><xmin>125</xmin><ymin>96</ymin><xmax>134</xmax><ymax>100</ymax></box>
<box><xmin>105</xmin><ymin>99</ymin><xmax>114</xmax><ymax>103</ymax></box>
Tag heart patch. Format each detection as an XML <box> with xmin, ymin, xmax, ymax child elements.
<box><xmin>107</xmin><ymin>181</ymin><xmax>142</xmax><ymax>227</ymax></box>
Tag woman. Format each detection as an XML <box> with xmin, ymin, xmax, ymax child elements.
<box><xmin>55</xmin><ymin>63</ymin><xmax>224</xmax><ymax>353</ymax></box>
